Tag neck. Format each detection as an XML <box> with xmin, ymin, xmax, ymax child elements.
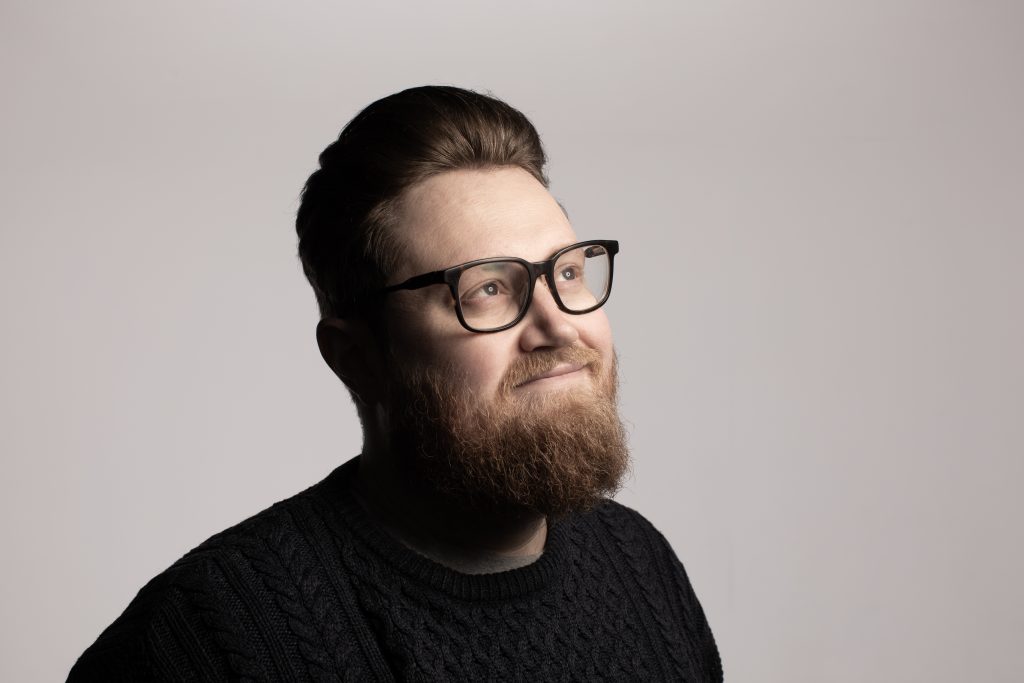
<box><xmin>351</xmin><ymin>445</ymin><xmax>548</xmax><ymax>570</ymax></box>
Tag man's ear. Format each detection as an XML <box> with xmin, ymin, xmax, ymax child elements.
<box><xmin>316</xmin><ymin>317</ymin><xmax>385</xmax><ymax>407</ymax></box>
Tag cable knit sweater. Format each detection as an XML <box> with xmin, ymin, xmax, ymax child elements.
<box><xmin>69</xmin><ymin>457</ymin><xmax>722</xmax><ymax>682</ymax></box>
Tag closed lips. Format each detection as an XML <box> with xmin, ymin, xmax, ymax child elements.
<box><xmin>521</xmin><ymin>362</ymin><xmax>587</xmax><ymax>385</ymax></box>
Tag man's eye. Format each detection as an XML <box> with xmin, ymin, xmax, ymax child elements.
<box><xmin>463</xmin><ymin>281</ymin><xmax>504</xmax><ymax>301</ymax></box>
<box><xmin>558</xmin><ymin>265</ymin><xmax>581</xmax><ymax>281</ymax></box>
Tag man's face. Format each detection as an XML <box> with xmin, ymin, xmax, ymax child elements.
<box><xmin>378</xmin><ymin>166</ymin><xmax>628</xmax><ymax>515</ymax></box>
<box><xmin>385</xmin><ymin>167</ymin><xmax>616</xmax><ymax>400</ymax></box>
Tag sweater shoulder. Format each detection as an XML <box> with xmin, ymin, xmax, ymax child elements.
<box><xmin>586</xmin><ymin>498</ymin><xmax>707</xmax><ymax>599</ymax></box>
<box><xmin>160</xmin><ymin>460</ymin><xmax>357</xmax><ymax>586</ymax></box>
<box><xmin>69</xmin><ymin>466</ymin><xmax>360</xmax><ymax>681</ymax></box>
<box><xmin>584</xmin><ymin>497</ymin><xmax>672</xmax><ymax>550</ymax></box>
<box><xmin>588</xmin><ymin>500</ymin><xmax>723</xmax><ymax>682</ymax></box>
<box><xmin>180</xmin><ymin>486</ymin><xmax>315</xmax><ymax>567</ymax></box>
<box><xmin>578</xmin><ymin>499</ymin><xmax>723</xmax><ymax>681</ymax></box>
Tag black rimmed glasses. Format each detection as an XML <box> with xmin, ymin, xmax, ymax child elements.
<box><xmin>379</xmin><ymin>239</ymin><xmax>619</xmax><ymax>333</ymax></box>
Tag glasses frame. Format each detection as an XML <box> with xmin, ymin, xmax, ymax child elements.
<box><xmin>379</xmin><ymin>239</ymin><xmax>619</xmax><ymax>333</ymax></box>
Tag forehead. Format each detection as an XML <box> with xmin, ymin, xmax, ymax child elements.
<box><xmin>391</xmin><ymin>167</ymin><xmax>578</xmax><ymax>278</ymax></box>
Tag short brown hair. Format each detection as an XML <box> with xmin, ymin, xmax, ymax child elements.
<box><xmin>296</xmin><ymin>86</ymin><xmax>548</xmax><ymax>320</ymax></box>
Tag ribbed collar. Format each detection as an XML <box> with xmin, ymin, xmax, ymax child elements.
<box><xmin>316</xmin><ymin>456</ymin><xmax>572</xmax><ymax>602</ymax></box>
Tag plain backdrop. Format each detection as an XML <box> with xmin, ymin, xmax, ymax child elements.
<box><xmin>2</xmin><ymin>1</ymin><xmax>1022</xmax><ymax>681</ymax></box>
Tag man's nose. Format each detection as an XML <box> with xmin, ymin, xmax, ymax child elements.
<box><xmin>517</xmin><ymin>276</ymin><xmax>579</xmax><ymax>352</ymax></box>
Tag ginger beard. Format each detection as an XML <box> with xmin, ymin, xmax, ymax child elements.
<box><xmin>383</xmin><ymin>345</ymin><xmax>630</xmax><ymax>517</ymax></box>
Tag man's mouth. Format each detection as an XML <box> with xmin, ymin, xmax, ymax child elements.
<box><xmin>517</xmin><ymin>362</ymin><xmax>589</xmax><ymax>388</ymax></box>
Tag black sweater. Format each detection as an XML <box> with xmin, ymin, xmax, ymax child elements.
<box><xmin>69</xmin><ymin>457</ymin><xmax>722</xmax><ymax>681</ymax></box>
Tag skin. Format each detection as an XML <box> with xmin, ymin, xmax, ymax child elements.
<box><xmin>318</xmin><ymin>167</ymin><xmax>615</xmax><ymax>564</ymax></box>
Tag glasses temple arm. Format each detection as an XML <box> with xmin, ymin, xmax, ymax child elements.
<box><xmin>380</xmin><ymin>269</ymin><xmax>447</xmax><ymax>294</ymax></box>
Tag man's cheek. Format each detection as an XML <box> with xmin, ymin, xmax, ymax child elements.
<box><xmin>458</xmin><ymin>353</ymin><xmax>507</xmax><ymax>394</ymax></box>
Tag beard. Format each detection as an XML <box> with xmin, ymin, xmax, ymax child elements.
<box><xmin>381</xmin><ymin>345</ymin><xmax>630</xmax><ymax>518</ymax></box>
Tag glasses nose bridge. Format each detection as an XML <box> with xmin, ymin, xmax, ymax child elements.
<box><xmin>523</xmin><ymin>257</ymin><xmax>559</xmax><ymax>303</ymax></box>
<box><xmin>519</xmin><ymin>257</ymin><xmax>565</xmax><ymax>316</ymax></box>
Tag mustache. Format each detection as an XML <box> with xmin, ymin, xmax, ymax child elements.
<box><xmin>499</xmin><ymin>345</ymin><xmax>602</xmax><ymax>393</ymax></box>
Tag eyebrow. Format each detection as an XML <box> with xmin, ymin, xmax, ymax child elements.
<box><xmin>476</xmin><ymin>262</ymin><xmax>510</xmax><ymax>271</ymax></box>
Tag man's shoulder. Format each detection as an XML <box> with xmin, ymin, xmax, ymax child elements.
<box><xmin>69</xmin><ymin>462</ymin><xmax>358</xmax><ymax>681</ymax></box>
<box><xmin>576</xmin><ymin>498</ymin><xmax>708</xmax><ymax>614</ymax></box>
<box><xmin>580</xmin><ymin>499</ymin><xmax>724</xmax><ymax>681</ymax></box>
<box><xmin>133</xmin><ymin>467</ymin><xmax>339</xmax><ymax>596</ymax></box>
<box><xmin>147</xmin><ymin>459</ymin><xmax>358</xmax><ymax>600</ymax></box>
<box><xmin>579</xmin><ymin>497</ymin><xmax>674</xmax><ymax>550</ymax></box>
<box><xmin>181</xmin><ymin>471</ymin><xmax>333</xmax><ymax>565</ymax></box>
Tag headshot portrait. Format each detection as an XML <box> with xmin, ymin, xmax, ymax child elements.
<box><xmin>2</xmin><ymin>2</ymin><xmax>1021</xmax><ymax>682</ymax></box>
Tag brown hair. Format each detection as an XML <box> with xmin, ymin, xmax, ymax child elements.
<box><xmin>296</xmin><ymin>86</ymin><xmax>548</xmax><ymax>321</ymax></box>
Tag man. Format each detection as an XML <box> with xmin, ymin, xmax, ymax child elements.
<box><xmin>70</xmin><ymin>86</ymin><xmax>722</xmax><ymax>681</ymax></box>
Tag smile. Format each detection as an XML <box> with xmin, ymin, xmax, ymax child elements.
<box><xmin>517</xmin><ymin>362</ymin><xmax>589</xmax><ymax>388</ymax></box>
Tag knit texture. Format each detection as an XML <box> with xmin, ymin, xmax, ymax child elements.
<box><xmin>69</xmin><ymin>457</ymin><xmax>722</xmax><ymax>681</ymax></box>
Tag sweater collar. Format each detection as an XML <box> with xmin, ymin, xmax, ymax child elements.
<box><xmin>317</xmin><ymin>456</ymin><xmax>573</xmax><ymax>601</ymax></box>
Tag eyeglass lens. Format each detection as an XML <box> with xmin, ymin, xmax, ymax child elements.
<box><xmin>456</xmin><ymin>244</ymin><xmax>612</xmax><ymax>331</ymax></box>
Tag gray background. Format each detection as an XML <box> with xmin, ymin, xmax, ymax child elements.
<box><xmin>2</xmin><ymin>1</ymin><xmax>1021</xmax><ymax>681</ymax></box>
